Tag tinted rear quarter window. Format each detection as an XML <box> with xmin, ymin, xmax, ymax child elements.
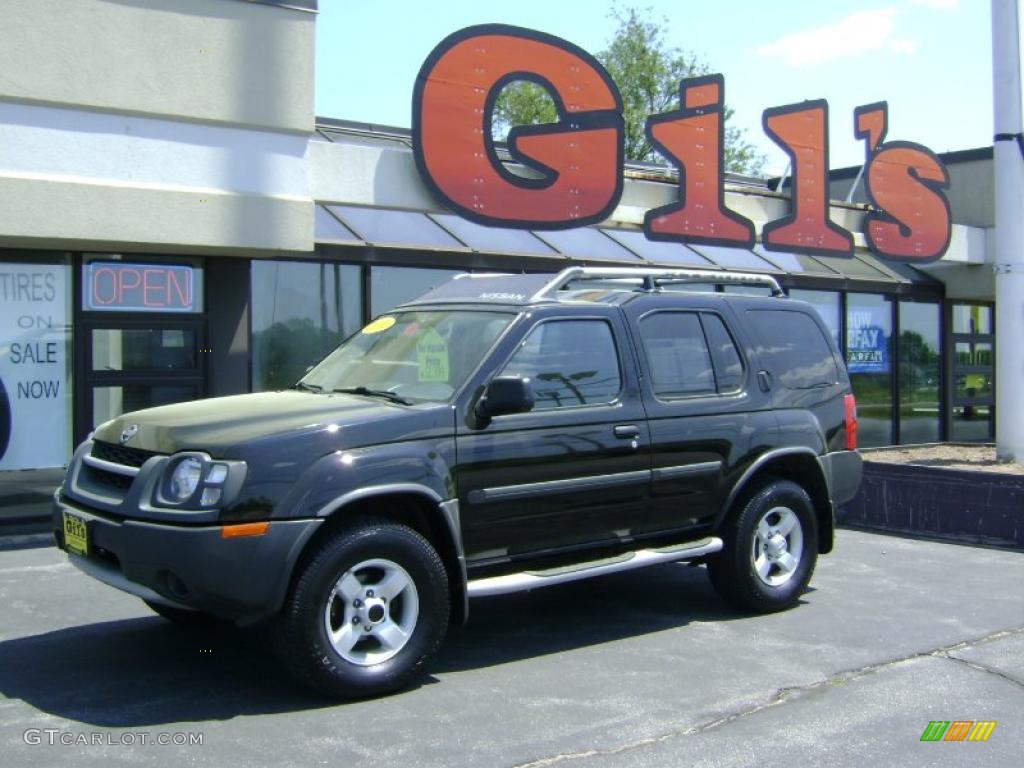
<box><xmin>746</xmin><ymin>309</ymin><xmax>839</xmax><ymax>389</ymax></box>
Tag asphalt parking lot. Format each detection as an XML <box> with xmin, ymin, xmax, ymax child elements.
<box><xmin>0</xmin><ymin>528</ymin><xmax>1021</xmax><ymax>768</ymax></box>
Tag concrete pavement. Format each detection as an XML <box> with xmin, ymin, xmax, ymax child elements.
<box><xmin>0</xmin><ymin>529</ymin><xmax>1021</xmax><ymax>767</ymax></box>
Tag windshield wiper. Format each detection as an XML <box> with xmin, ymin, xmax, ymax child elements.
<box><xmin>332</xmin><ymin>387</ymin><xmax>413</xmax><ymax>405</ymax></box>
<box><xmin>293</xmin><ymin>381</ymin><xmax>324</xmax><ymax>393</ymax></box>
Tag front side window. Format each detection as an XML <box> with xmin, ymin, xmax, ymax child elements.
<box><xmin>301</xmin><ymin>310</ymin><xmax>513</xmax><ymax>403</ymax></box>
<box><xmin>500</xmin><ymin>320</ymin><xmax>622</xmax><ymax>410</ymax></box>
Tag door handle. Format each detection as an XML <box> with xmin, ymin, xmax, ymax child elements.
<box><xmin>613</xmin><ymin>425</ymin><xmax>640</xmax><ymax>440</ymax></box>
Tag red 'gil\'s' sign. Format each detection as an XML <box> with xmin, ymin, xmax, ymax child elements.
<box><xmin>413</xmin><ymin>25</ymin><xmax>951</xmax><ymax>263</ymax></box>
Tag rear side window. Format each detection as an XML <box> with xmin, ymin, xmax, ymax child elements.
<box><xmin>746</xmin><ymin>309</ymin><xmax>839</xmax><ymax>389</ymax></box>
<box><xmin>640</xmin><ymin>313</ymin><xmax>715</xmax><ymax>396</ymax></box>
<box><xmin>639</xmin><ymin>311</ymin><xmax>744</xmax><ymax>398</ymax></box>
<box><xmin>500</xmin><ymin>319</ymin><xmax>622</xmax><ymax>410</ymax></box>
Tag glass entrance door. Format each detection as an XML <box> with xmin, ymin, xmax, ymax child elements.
<box><xmin>85</xmin><ymin>321</ymin><xmax>207</xmax><ymax>430</ymax></box>
<box><xmin>76</xmin><ymin>256</ymin><xmax>207</xmax><ymax>441</ymax></box>
<box><xmin>946</xmin><ymin>303</ymin><xmax>994</xmax><ymax>441</ymax></box>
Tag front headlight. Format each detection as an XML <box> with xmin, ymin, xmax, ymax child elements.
<box><xmin>155</xmin><ymin>453</ymin><xmax>246</xmax><ymax>510</ymax></box>
<box><xmin>169</xmin><ymin>457</ymin><xmax>203</xmax><ymax>501</ymax></box>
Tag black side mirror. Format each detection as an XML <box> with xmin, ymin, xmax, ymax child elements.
<box><xmin>475</xmin><ymin>376</ymin><xmax>534</xmax><ymax>424</ymax></box>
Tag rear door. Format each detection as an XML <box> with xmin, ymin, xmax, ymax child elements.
<box><xmin>627</xmin><ymin>297</ymin><xmax>777</xmax><ymax>535</ymax></box>
<box><xmin>455</xmin><ymin>305</ymin><xmax>653</xmax><ymax>566</ymax></box>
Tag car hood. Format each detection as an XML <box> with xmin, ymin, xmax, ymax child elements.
<box><xmin>91</xmin><ymin>391</ymin><xmax>452</xmax><ymax>456</ymax></box>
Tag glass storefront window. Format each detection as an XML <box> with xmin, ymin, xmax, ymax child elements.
<box><xmin>952</xmin><ymin>304</ymin><xmax>992</xmax><ymax>334</ymax></box>
<box><xmin>955</xmin><ymin>342</ymin><xmax>992</xmax><ymax>366</ymax></box>
<box><xmin>91</xmin><ymin>329</ymin><xmax>198</xmax><ymax>372</ymax></box>
<box><xmin>898</xmin><ymin>301</ymin><xmax>940</xmax><ymax>444</ymax></box>
<box><xmin>370</xmin><ymin>267</ymin><xmax>463</xmax><ymax>318</ymax></box>
<box><xmin>93</xmin><ymin>384</ymin><xmax>199</xmax><ymax>428</ymax></box>
<box><xmin>0</xmin><ymin>256</ymin><xmax>72</xmax><ymax>470</ymax></box>
<box><xmin>952</xmin><ymin>405</ymin><xmax>993</xmax><ymax>442</ymax></box>
<box><xmin>788</xmin><ymin>289</ymin><xmax>840</xmax><ymax>348</ymax></box>
<box><xmin>846</xmin><ymin>293</ymin><xmax>893</xmax><ymax>447</ymax></box>
<box><xmin>251</xmin><ymin>261</ymin><xmax>362</xmax><ymax>391</ymax></box>
<box><xmin>949</xmin><ymin>302</ymin><xmax>994</xmax><ymax>443</ymax></box>
<box><xmin>722</xmin><ymin>285</ymin><xmax>772</xmax><ymax>296</ymax></box>
<box><xmin>955</xmin><ymin>373</ymin><xmax>993</xmax><ymax>400</ymax></box>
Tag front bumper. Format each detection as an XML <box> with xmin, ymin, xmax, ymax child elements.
<box><xmin>53</xmin><ymin>496</ymin><xmax>322</xmax><ymax>624</ymax></box>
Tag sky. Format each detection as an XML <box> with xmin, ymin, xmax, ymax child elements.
<box><xmin>314</xmin><ymin>0</ymin><xmax>993</xmax><ymax>175</ymax></box>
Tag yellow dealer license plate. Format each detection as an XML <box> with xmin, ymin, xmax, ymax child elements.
<box><xmin>62</xmin><ymin>511</ymin><xmax>89</xmax><ymax>557</ymax></box>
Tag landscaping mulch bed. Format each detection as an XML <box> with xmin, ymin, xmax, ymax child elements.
<box><xmin>862</xmin><ymin>444</ymin><xmax>1023</xmax><ymax>475</ymax></box>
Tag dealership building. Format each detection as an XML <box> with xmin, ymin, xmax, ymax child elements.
<box><xmin>0</xmin><ymin>0</ymin><xmax>1004</xmax><ymax>513</ymax></box>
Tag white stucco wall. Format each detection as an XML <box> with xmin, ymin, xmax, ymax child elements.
<box><xmin>0</xmin><ymin>0</ymin><xmax>315</xmax><ymax>255</ymax></box>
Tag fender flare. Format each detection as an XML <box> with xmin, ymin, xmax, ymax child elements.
<box><xmin>716</xmin><ymin>447</ymin><xmax>834</xmax><ymax>552</ymax></box>
<box><xmin>302</xmin><ymin>483</ymin><xmax>468</xmax><ymax>625</ymax></box>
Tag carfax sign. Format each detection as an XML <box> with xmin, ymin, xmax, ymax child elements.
<box><xmin>847</xmin><ymin>307</ymin><xmax>890</xmax><ymax>374</ymax></box>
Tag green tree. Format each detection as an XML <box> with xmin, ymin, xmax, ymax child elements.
<box><xmin>492</xmin><ymin>6</ymin><xmax>764</xmax><ymax>175</ymax></box>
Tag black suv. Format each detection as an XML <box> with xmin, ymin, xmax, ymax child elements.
<box><xmin>54</xmin><ymin>267</ymin><xmax>862</xmax><ymax>699</ymax></box>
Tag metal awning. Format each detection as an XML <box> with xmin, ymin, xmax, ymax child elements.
<box><xmin>315</xmin><ymin>204</ymin><xmax>942</xmax><ymax>289</ymax></box>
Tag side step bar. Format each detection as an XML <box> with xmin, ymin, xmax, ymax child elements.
<box><xmin>466</xmin><ymin>537</ymin><xmax>723</xmax><ymax>598</ymax></box>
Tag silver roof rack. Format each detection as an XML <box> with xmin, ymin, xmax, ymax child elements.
<box><xmin>531</xmin><ymin>267</ymin><xmax>785</xmax><ymax>301</ymax></box>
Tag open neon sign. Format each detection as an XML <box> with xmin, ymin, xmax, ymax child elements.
<box><xmin>413</xmin><ymin>25</ymin><xmax>951</xmax><ymax>263</ymax></box>
<box><xmin>84</xmin><ymin>262</ymin><xmax>197</xmax><ymax>312</ymax></box>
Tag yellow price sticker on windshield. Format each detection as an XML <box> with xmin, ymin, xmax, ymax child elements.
<box><xmin>417</xmin><ymin>328</ymin><xmax>449</xmax><ymax>383</ymax></box>
<box><xmin>361</xmin><ymin>316</ymin><xmax>396</xmax><ymax>335</ymax></box>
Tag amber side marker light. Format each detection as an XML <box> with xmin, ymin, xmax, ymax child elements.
<box><xmin>844</xmin><ymin>393</ymin><xmax>858</xmax><ymax>450</ymax></box>
<box><xmin>221</xmin><ymin>522</ymin><xmax>270</xmax><ymax>539</ymax></box>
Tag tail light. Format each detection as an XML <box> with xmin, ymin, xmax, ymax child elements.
<box><xmin>844</xmin><ymin>393</ymin><xmax>858</xmax><ymax>450</ymax></box>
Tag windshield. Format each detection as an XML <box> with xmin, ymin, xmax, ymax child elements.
<box><xmin>298</xmin><ymin>310</ymin><xmax>514</xmax><ymax>403</ymax></box>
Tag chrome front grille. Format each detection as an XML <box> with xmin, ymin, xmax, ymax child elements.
<box><xmin>91</xmin><ymin>441</ymin><xmax>159</xmax><ymax>468</ymax></box>
<box><xmin>81</xmin><ymin>441</ymin><xmax>162</xmax><ymax>494</ymax></box>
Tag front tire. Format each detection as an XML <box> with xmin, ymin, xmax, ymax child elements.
<box><xmin>272</xmin><ymin>518</ymin><xmax>449</xmax><ymax>699</ymax></box>
<box><xmin>707</xmin><ymin>478</ymin><xmax>818</xmax><ymax>613</ymax></box>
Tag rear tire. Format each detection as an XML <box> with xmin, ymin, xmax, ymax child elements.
<box><xmin>272</xmin><ymin>518</ymin><xmax>449</xmax><ymax>700</ymax></box>
<box><xmin>707</xmin><ymin>477</ymin><xmax>818</xmax><ymax>613</ymax></box>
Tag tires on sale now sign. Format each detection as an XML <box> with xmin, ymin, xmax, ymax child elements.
<box><xmin>0</xmin><ymin>264</ymin><xmax>71</xmax><ymax>469</ymax></box>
